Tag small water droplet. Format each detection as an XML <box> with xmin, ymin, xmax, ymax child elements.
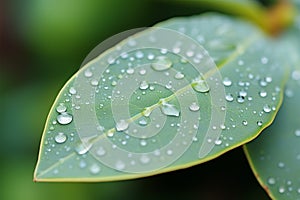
<box><xmin>263</xmin><ymin>104</ymin><xmax>271</xmax><ymax>113</ymax></box>
<box><xmin>160</xmin><ymin>101</ymin><xmax>180</xmax><ymax>117</ymax></box>
<box><xmin>57</xmin><ymin>112</ymin><xmax>73</xmax><ymax>125</ymax></box>
<box><xmin>175</xmin><ymin>72</ymin><xmax>185</xmax><ymax>79</ymax></box>
<box><xmin>56</xmin><ymin>104</ymin><xmax>67</xmax><ymax>113</ymax></box>
<box><xmin>189</xmin><ymin>102</ymin><xmax>200</xmax><ymax>111</ymax></box>
<box><xmin>115</xmin><ymin>160</ymin><xmax>126</xmax><ymax>170</ymax></box>
<box><xmin>90</xmin><ymin>164</ymin><xmax>101</xmax><ymax>174</ymax></box>
<box><xmin>69</xmin><ymin>87</ymin><xmax>77</xmax><ymax>95</ymax></box>
<box><xmin>143</xmin><ymin>107</ymin><xmax>152</xmax><ymax>117</ymax></box>
<box><xmin>222</xmin><ymin>77</ymin><xmax>232</xmax><ymax>86</ymax></box>
<box><xmin>84</xmin><ymin>69</ymin><xmax>93</xmax><ymax>77</ymax></box>
<box><xmin>135</xmin><ymin>51</ymin><xmax>144</xmax><ymax>59</ymax></box>
<box><xmin>295</xmin><ymin>129</ymin><xmax>300</xmax><ymax>137</ymax></box>
<box><xmin>239</xmin><ymin>90</ymin><xmax>247</xmax><ymax>97</ymax></box>
<box><xmin>151</xmin><ymin>56</ymin><xmax>172</xmax><ymax>71</ymax></box>
<box><xmin>265</xmin><ymin>76</ymin><xmax>272</xmax><ymax>83</ymax></box>
<box><xmin>292</xmin><ymin>70</ymin><xmax>300</xmax><ymax>80</ymax></box>
<box><xmin>237</xmin><ymin>96</ymin><xmax>245</xmax><ymax>103</ymax></box>
<box><xmin>79</xmin><ymin>160</ymin><xmax>87</xmax><ymax>168</ymax></box>
<box><xmin>140</xmin><ymin>140</ymin><xmax>147</xmax><ymax>146</ymax></box>
<box><xmin>140</xmin><ymin>155</ymin><xmax>150</xmax><ymax>164</ymax></box>
<box><xmin>96</xmin><ymin>146</ymin><xmax>106</xmax><ymax>156</ymax></box>
<box><xmin>126</xmin><ymin>67</ymin><xmax>135</xmax><ymax>74</ymax></box>
<box><xmin>279</xmin><ymin>186</ymin><xmax>285</xmax><ymax>194</ymax></box>
<box><xmin>138</xmin><ymin>118</ymin><xmax>148</xmax><ymax>126</ymax></box>
<box><xmin>192</xmin><ymin>76</ymin><xmax>209</xmax><ymax>93</ymax></box>
<box><xmin>225</xmin><ymin>94</ymin><xmax>234</xmax><ymax>102</ymax></box>
<box><xmin>214</xmin><ymin>139</ymin><xmax>222</xmax><ymax>145</ymax></box>
<box><xmin>116</xmin><ymin>120</ymin><xmax>129</xmax><ymax>131</ymax></box>
<box><xmin>166</xmin><ymin>149</ymin><xmax>173</xmax><ymax>155</ymax></box>
<box><xmin>268</xmin><ymin>177</ymin><xmax>276</xmax><ymax>185</ymax></box>
<box><xmin>242</xmin><ymin>120</ymin><xmax>248</xmax><ymax>126</ymax></box>
<box><xmin>75</xmin><ymin>142</ymin><xmax>92</xmax><ymax>155</ymax></box>
<box><xmin>139</xmin><ymin>69</ymin><xmax>147</xmax><ymax>75</ymax></box>
<box><xmin>278</xmin><ymin>162</ymin><xmax>285</xmax><ymax>168</ymax></box>
<box><xmin>91</xmin><ymin>79</ymin><xmax>99</xmax><ymax>86</ymax></box>
<box><xmin>257</xmin><ymin>121</ymin><xmax>263</xmax><ymax>127</ymax></box>
<box><xmin>259</xmin><ymin>91</ymin><xmax>267</xmax><ymax>97</ymax></box>
<box><xmin>139</xmin><ymin>81</ymin><xmax>149</xmax><ymax>90</ymax></box>
<box><xmin>54</xmin><ymin>132</ymin><xmax>67</xmax><ymax>144</ymax></box>
<box><xmin>261</xmin><ymin>57</ymin><xmax>269</xmax><ymax>64</ymax></box>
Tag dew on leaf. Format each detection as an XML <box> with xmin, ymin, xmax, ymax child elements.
<box><xmin>257</xmin><ymin>121</ymin><xmax>263</xmax><ymax>127</ymax></box>
<box><xmin>237</xmin><ymin>96</ymin><xmax>245</xmax><ymax>103</ymax></box>
<box><xmin>116</xmin><ymin>120</ymin><xmax>129</xmax><ymax>132</ymax></box>
<box><xmin>192</xmin><ymin>76</ymin><xmax>210</xmax><ymax>93</ymax></box>
<box><xmin>160</xmin><ymin>101</ymin><xmax>180</xmax><ymax>117</ymax></box>
<box><xmin>222</xmin><ymin>77</ymin><xmax>232</xmax><ymax>86</ymax></box>
<box><xmin>225</xmin><ymin>93</ymin><xmax>234</xmax><ymax>102</ymax></box>
<box><xmin>239</xmin><ymin>90</ymin><xmax>247</xmax><ymax>97</ymax></box>
<box><xmin>268</xmin><ymin>177</ymin><xmax>276</xmax><ymax>185</ymax></box>
<box><xmin>75</xmin><ymin>142</ymin><xmax>92</xmax><ymax>155</ymax></box>
<box><xmin>126</xmin><ymin>68</ymin><xmax>134</xmax><ymax>74</ymax></box>
<box><xmin>263</xmin><ymin>104</ymin><xmax>271</xmax><ymax>113</ymax></box>
<box><xmin>69</xmin><ymin>87</ymin><xmax>77</xmax><ymax>95</ymax></box>
<box><xmin>242</xmin><ymin>120</ymin><xmax>248</xmax><ymax>126</ymax></box>
<box><xmin>56</xmin><ymin>104</ymin><xmax>67</xmax><ymax>113</ymax></box>
<box><xmin>96</xmin><ymin>146</ymin><xmax>106</xmax><ymax>156</ymax></box>
<box><xmin>140</xmin><ymin>155</ymin><xmax>150</xmax><ymax>164</ymax></box>
<box><xmin>140</xmin><ymin>140</ymin><xmax>147</xmax><ymax>146</ymax></box>
<box><xmin>292</xmin><ymin>70</ymin><xmax>300</xmax><ymax>80</ymax></box>
<box><xmin>54</xmin><ymin>132</ymin><xmax>67</xmax><ymax>144</ymax></box>
<box><xmin>189</xmin><ymin>102</ymin><xmax>200</xmax><ymax>111</ymax></box>
<box><xmin>151</xmin><ymin>56</ymin><xmax>172</xmax><ymax>71</ymax></box>
<box><xmin>57</xmin><ymin>112</ymin><xmax>73</xmax><ymax>125</ymax></box>
<box><xmin>139</xmin><ymin>81</ymin><xmax>149</xmax><ymax>90</ymax></box>
<box><xmin>115</xmin><ymin>160</ymin><xmax>126</xmax><ymax>170</ymax></box>
<box><xmin>294</xmin><ymin>129</ymin><xmax>300</xmax><ymax>137</ymax></box>
<box><xmin>89</xmin><ymin>164</ymin><xmax>101</xmax><ymax>174</ymax></box>
<box><xmin>259</xmin><ymin>90</ymin><xmax>267</xmax><ymax>97</ymax></box>
<box><xmin>84</xmin><ymin>69</ymin><xmax>93</xmax><ymax>77</ymax></box>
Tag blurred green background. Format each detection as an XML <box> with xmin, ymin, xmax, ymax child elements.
<box><xmin>0</xmin><ymin>0</ymin><xmax>274</xmax><ymax>199</ymax></box>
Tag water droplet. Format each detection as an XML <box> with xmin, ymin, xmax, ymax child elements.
<box><xmin>222</xmin><ymin>77</ymin><xmax>232</xmax><ymax>86</ymax></box>
<box><xmin>54</xmin><ymin>132</ymin><xmax>67</xmax><ymax>144</ymax></box>
<box><xmin>90</xmin><ymin>164</ymin><xmax>101</xmax><ymax>174</ymax></box>
<box><xmin>225</xmin><ymin>94</ymin><xmax>234</xmax><ymax>102</ymax></box>
<box><xmin>115</xmin><ymin>160</ymin><xmax>125</xmax><ymax>170</ymax></box>
<box><xmin>140</xmin><ymin>140</ymin><xmax>147</xmax><ymax>146</ymax></box>
<box><xmin>139</xmin><ymin>81</ymin><xmax>149</xmax><ymax>90</ymax></box>
<box><xmin>192</xmin><ymin>76</ymin><xmax>209</xmax><ymax>93</ymax></box>
<box><xmin>91</xmin><ymin>79</ymin><xmax>99</xmax><ymax>86</ymax></box>
<box><xmin>292</xmin><ymin>70</ymin><xmax>300</xmax><ymax>80</ymax></box>
<box><xmin>175</xmin><ymin>72</ymin><xmax>185</xmax><ymax>79</ymax></box>
<box><xmin>126</xmin><ymin>67</ymin><xmax>135</xmax><ymax>74</ymax></box>
<box><xmin>96</xmin><ymin>146</ymin><xmax>106</xmax><ymax>156</ymax></box>
<box><xmin>138</xmin><ymin>118</ymin><xmax>148</xmax><ymax>126</ymax></box>
<box><xmin>69</xmin><ymin>87</ymin><xmax>77</xmax><ymax>95</ymax></box>
<box><xmin>279</xmin><ymin>186</ymin><xmax>285</xmax><ymax>194</ymax></box>
<box><xmin>57</xmin><ymin>112</ymin><xmax>73</xmax><ymax>125</ymax></box>
<box><xmin>56</xmin><ymin>104</ymin><xmax>67</xmax><ymax>113</ymax></box>
<box><xmin>151</xmin><ymin>56</ymin><xmax>172</xmax><ymax>71</ymax></box>
<box><xmin>295</xmin><ymin>129</ymin><xmax>300</xmax><ymax>137</ymax></box>
<box><xmin>265</xmin><ymin>76</ymin><xmax>272</xmax><ymax>83</ymax></box>
<box><xmin>116</xmin><ymin>120</ymin><xmax>129</xmax><ymax>131</ymax></box>
<box><xmin>160</xmin><ymin>101</ymin><xmax>180</xmax><ymax>117</ymax></box>
<box><xmin>242</xmin><ymin>120</ymin><xmax>248</xmax><ymax>126</ymax></box>
<box><xmin>84</xmin><ymin>69</ymin><xmax>93</xmax><ymax>77</ymax></box>
<box><xmin>237</xmin><ymin>96</ymin><xmax>245</xmax><ymax>103</ymax></box>
<box><xmin>257</xmin><ymin>121</ymin><xmax>263</xmax><ymax>127</ymax></box>
<box><xmin>239</xmin><ymin>90</ymin><xmax>247</xmax><ymax>97</ymax></box>
<box><xmin>166</xmin><ymin>149</ymin><xmax>173</xmax><ymax>155</ymax></box>
<box><xmin>139</xmin><ymin>69</ymin><xmax>147</xmax><ymax>75</ymax></box>
<box><xmin>259</xmin><ymin>91</ymin><xmax>267</xmax><ymax>98</ymax></box>
<box><xmin>261</xmin><ymin>57</ymin><xmax>269</xmax><ymax>64</ymax></box>
<box><xmin>140</xmin><ymin>155</ymin><xmax>150</xmax><ymax>164</ymax></box>
<box><xmin>135</xmin><ymin>51</ymin><xmax>144</xmax><ymax>59</ymax></box>
<box><xmin>268</xmin><ymin>177</ymin><xmax>276</xmax><ymax>185</ymax></box>
<box><xmin>143</xmin><ymin>107</ymin><xmax>152</xmax><ymax>117</ymax></box>
<box><xmin>75</xmin><ymin>142</ymin><xmax>92</xmax><ymax>155</ymax></box>
<box><xmin>189</xmin><ymin>102</ymin><xmax>200</xmax><ymax>111</ymax></box>
<box><xmin>214</xmin><ymin>139</ymin><xmax>222</xmax><ymax>145</ymax></box>
<box><xmin>263</xmin><ymin>104</ymin><xmax>271</xmax><ymax>113</ymax></box>
<box><xmin>278</xmin><ymin>162</ymin><xmax>285</xmax><ymax>168</ymax></box>
<box><xmin>79</xmin><ymin>160</ymin><xmax>87</xmax><ymax>168</ymax></box>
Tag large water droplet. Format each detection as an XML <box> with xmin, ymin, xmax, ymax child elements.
<box><xmin>192</xmin><ymin>76</ymin><xmax>209</xmax><ymax>93</ymax></box>
<box><xmin>116</xmin><ymin>120</ymin><xmax>129</xmax><ymax>131</ymax></box>
<box><xmin>263</xmin><ymin>104</ymin><xmax>271</xmax><ymax>113</ymax></box>
<box><xmin>54</xmin><ymin>132</ymin><xmax>67</xmax><ymax>144</ymax></box>
<box><xmin>57</xmin><ymin>112</ymin><xmax>73</xmax><ymax>125</ymax></box>
<box><xmin>222</xmin><ymin>77</ymin><xmax>232</xmax><ymax>86</ymax></box>
<box><xmin>151</xmin><ymin>56</ymin><xmax>172</xmax><ymax>71</ymax></box>
<box><xmin>139</xmin><ymin>81</ymin><xmax>149</xmax><ymax>90</ymax></box>
<box><xmin>160</xmin><ymin>101</ymin><xmax>180</xmax><ymax>117</ymax></box>
<box><xmin>189</xmin><ymin>102</ymin><xmax>200</xmax><ymax>111</ymax></box>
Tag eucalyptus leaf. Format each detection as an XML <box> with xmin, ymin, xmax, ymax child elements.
<box><xmin>244</xmin><ymin>15</ymin><xmax>300</xmax><ymax>200</ymax></box>
<box><xmin>34</xmin><ymin>14</ymin><xmax>289</xmax><ymax>182</ymax></box>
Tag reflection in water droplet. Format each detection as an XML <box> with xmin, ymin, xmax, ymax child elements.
<box><xmin>90</xmin><ymin>164</ymin><xmax>101</xmax><ymax>174</ymax></box>
<box><xmin>54</xmin><ymin>132</ymin><xmax>67</xmax><ymax>144</ymax></box>
<box><xmin>116</xmin><ymin>120</ymin><xmax>129</xmax><ymax>131</ymax></box>
<box><xmin>225</xmin><ymin>94</ymin><xmax>234</xmax><ymax>102</ymax></box>
<box><xmin>175</xmin><ymin>72</ymin><xmax>185</xmax><ymax>79</ymax></box>
<box><xmin>222</xmin><ymin>77</ymin><xmax>232</xmax><ymax>86</ymax></box>
<box><xmin>139</xmin><ymin>81</ymin><xmax>149</xmax><ymax>90</ymax></box>
<box><xmin>57</xmin><ymin>112</ymin><xmax>73</xmax><ymax>125</ymax></box>
<box><xmin>192</xmin><ymin>76</ymin><xmax>209</xmax><ymax>93</ymax></box>
<box><xmin>189</xmin><ymin>102</ymin><xmax>200</xmax><ymax>111</ymax></box>
<box><xmin>56</xmin><ymin>104</ymin><xmax>67</xmax><ymax>113</ymax></box>
<box><xmin>151</xmin><ymin>56</ymin><xmax>172</xmax><ymax>71</ymax></box>
<box><xmin>160</xmin><ymin>101</ymin><xmax>180</xmax><ymax>117</ymax></box>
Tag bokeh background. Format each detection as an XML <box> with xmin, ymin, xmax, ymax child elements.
<box><xmin>1</xmin><ymin>0</ymin><xmax>275</xmax><ymax>199</ymax></box>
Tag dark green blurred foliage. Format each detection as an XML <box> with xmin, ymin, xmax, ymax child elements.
<box><xmin>0</xmin><ymin>0</ymin><xmax>273</xmax><ymax>199</ymax></box>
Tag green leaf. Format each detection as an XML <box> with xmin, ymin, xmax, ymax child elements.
<box><xmin>244</xmin><ymin>15</ymin><xmax>300</xmax><ymax>200</ymax></box>
<box><xmin>34</xmin><ymin>14</ymin><xmax>289</xmax><ymax>182</ymax></box>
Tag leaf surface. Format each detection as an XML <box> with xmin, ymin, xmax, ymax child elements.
<box><xmin>34</xmin><ymin>14</ymin><xmax>289</xmax><ymax>182</ymax></box>
<box><xmin>244</xmin><ymin>14</ymin><xmax>300</xmax><ymax>200</ymax></box>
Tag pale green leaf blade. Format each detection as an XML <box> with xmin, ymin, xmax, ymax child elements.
<box><xmin>244</xmin><ymin>15</ymin><xmax>300</xmax><ymax>200</ymax></box>
<box><xmin>34</xmin><ymin>14</ymin><xmax>288</xmax><ymax>182</ymax></box>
